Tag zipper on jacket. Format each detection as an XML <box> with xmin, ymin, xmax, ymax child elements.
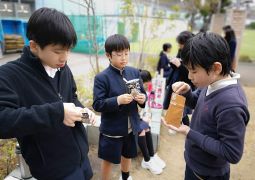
<box><xmin>40</xmin><ymin>69</ymin><xmax>63</xmax><ymax>101</ymax></box>
<box><xmin>56</xmin><ymin>70</ymin><xmax>83</xmax><ymax>166</ymax></box>
<box><xmin>47</xmin><ymin>69</ymin><xmax>83</xmax><ymax>166</ymax></box>
<box><xmin>56</xmin><ymin>70</ymin><xmax>62</xmax><ymax>101</ymax></box>
<box><xmin>57</xmin><ymin>69</ymin><xmax>83</xmax><ymax>165</ymax></box>
<box><xmin>58</xmin><ymin>93</ymin><xmax>63</xmax><ymax>101</ymax></box>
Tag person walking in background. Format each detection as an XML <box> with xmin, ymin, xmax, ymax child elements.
<box><xmin>93</xmin><ymin>34</ymin><xmax>147</xmax><ymax>180</ymax></box>
<box><xmin>156</xmin><ymin>43</ymin><xmax>172</xmax><ymax>78</ymax></box>
<box><xmin>223</xmin><ymin>25</ymin><xmax>237</xmax><ymax>71</ymax></box>
<box><xmin>138</xmin><ymin>70</ymin><xmax>165</xmax><ymax>175</ymax></box>
<box><xmin>164</xmin><ymin>32</ymin><xmax>249</xmax><ymax>180</ymax></box>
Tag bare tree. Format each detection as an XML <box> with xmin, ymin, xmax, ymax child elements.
<box><xmin>181</xmin><ymin>0</ymin><xmax>232</xmax><ymax>31</ymax></box>
<box><xmin>68</xmin><ymin>0</ymin><xmax>100</xmax><ymax>74</ymax></box>
<box><xmin>120</xmin><ymin>0</ymin><xmax>164</xmax><ymax>69</ymax></box>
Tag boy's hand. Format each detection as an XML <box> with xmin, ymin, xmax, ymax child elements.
<box><xmin>63</xmin><ymin>103</ymin><xmax>83</xmax><ymax>127</ymax></box>
<box><xmin>117</xmin><ymin>94</ymin><xmax>133</xmax><ymax>105</ymax></box>
<box><xmin>83</xmin><ymin>108</ymin><xmax>96</xmax><ymax>125</ymax></box>
<box><xmin>134</xmin><ymin>93</ymin><xmax>146</xmax><ymax>104</ymax></box>
<box><xmin>162</xmin><ymin>118</ymin><xmax>190</xmax><ymax>135</ymax></box>
<box><xmin>170</xmin><ymin>58</ymin><xmax>181</xmax><ymax>67</ymax></box>
<box><xmin>172</xmin><ymin>81</ymin><xmax>190</xmax><ymax>95</ymax></box>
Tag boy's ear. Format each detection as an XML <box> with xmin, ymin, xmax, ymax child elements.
<box><xmin>106</xmin><ymin>53</ymin><xmax>111</xmax><ymax>60</ymax></box>
<box><xmin>213</xmin><ymin>62</ymin><xmax>222</xmax><ymax>75</ymax></box>
<box><xmin>29</xmin><ymin>40</ymin><xmax>39</xmax><ymax>55</ymax></box>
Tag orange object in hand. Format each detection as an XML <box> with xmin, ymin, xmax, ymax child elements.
<box><xmin>165</xmin><ymin>92</ymin><xmax>186</xmax><ymax>128</ymax></box>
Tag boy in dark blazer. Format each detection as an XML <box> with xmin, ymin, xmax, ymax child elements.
<box><xmin>93</xmin><ymin>34</ymin><xmax>146</xmax><ymax>180</ymax></box>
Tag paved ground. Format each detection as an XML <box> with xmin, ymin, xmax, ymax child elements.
<box><xmin>237</xmin><ymin>62</ymin><xmax>255</xmax><ymax>86</ymax></box>
<box><xmin>0</xmin><ymin>52</ymin><xmax>109</xmax><ymax>76</ymax></box>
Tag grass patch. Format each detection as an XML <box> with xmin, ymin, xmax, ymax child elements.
<box><xmin>240</xmin><ymin>29</ymin><xmax>255</xmax><ymax>61</ymax></box>
<box><xmin>130</xmin><ymin>37</ymin><xmax>179</xmax><ymax>56</ymax></box>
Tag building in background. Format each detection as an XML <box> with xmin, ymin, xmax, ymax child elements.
<box><xmin>0</xmin><ymin>0</ymin><xmax>33</xmax><ymax>53</ymax></box>
<box><xmin>0</xmin><ymin>0</ymin><xmax>187</xmax><ymax>54</ymax></box>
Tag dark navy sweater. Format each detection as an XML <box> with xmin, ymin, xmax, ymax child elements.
<box><xmin>0</xmin><ymin>47</ymin><xmax>92</xmax><ymax>180</ymax></box>
<box><xmin>184</xmin><ymin>84</ymin><xmax>249</xmax><ymax>176</ymax></box>
<box><xmin>93</xmin><ymin>65</ymin><xmax>146</xmax><ymax>136</ymax></box>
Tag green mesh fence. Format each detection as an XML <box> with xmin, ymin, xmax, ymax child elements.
<box><xmin>68</xmin><ymin>15</ymin><xmax>105</xmax><ymax>54</ymax></box>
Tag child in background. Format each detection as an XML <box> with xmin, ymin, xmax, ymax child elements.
<box><xmin>138</xmin><ymin>70</ymin><xmax>166</xmax><ymax>175</ymax></box>
<box><xmin>223</xmin><ymin>25</ymin><xmax>237</xmax><ymax>71</ymax></box>
<box><xmin>93</xmin><ymin>34</ymin><xmax>147</xmax><ymax>180</ymax></box>
<box><xmin>156</xmin><ymin>43</ymin><xmax>172</xmax><ymax>78</ymax></box>
<box><xmin>164</xmin><ymin>32</ymin><xmax>249</xmax><ymax>180</ymax></box>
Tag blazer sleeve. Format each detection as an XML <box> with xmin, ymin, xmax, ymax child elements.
<box><xmin>93</xmin><ymin>74</ymin><xmax>120</xmax><ymax>112</ymax></box>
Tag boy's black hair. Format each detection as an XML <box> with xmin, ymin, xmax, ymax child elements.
<box><xmin>105</xmin><ymin>34</ymin><xmax>130</xmax><ymax>55</ymax></box>
<box><xmin>139</xmin><ymin>69</ymin><xmax>152</xmax><ymax>83</ymax></box>
<box><xmin>224</xmin><ymin>29</ymin><xmax>236</xmax><ymax>43</ymax></box>
<box><xmin>26</xmin><ymin>7</ymin><xmax>77</xmax><ymax>49</ymax></box>
<box><xmin>159</xmin><ymin>43</ymin><xmax>171</xmax><ymax>57</ymax></box>
<box><xmin>162</xmin><ymin>43</ymin><xmax>172</xmax><ymax>52</ymax></box>
<box><xmin>176</xmin><ymin>31</ymin><xmax>194</xmax><ymax>45</ymax></box>
<box><xmin>181</xmin><ymin>32</ymin><xmax>231</xmax><ymax>76</ymax></box>
<box><xmin>223</xmin><ymin>25</ymin><xmax>232</xmax><ymax>32</ymax></box>
<box><xmin>199</xmin><ymin>28</ymin><xmax>206</xmax><ymax>33</ymax></box>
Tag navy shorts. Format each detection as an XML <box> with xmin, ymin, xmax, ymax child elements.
<box><xmin>98</xmin><ymin>133</ymin><xmax>137</xmax><ymax>164</ymax></box>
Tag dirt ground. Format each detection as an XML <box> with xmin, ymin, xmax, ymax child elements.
<box><xmin>88</xmin><ymin>85</ymin><xmax>255</xmax><ymax>180</ymax></box>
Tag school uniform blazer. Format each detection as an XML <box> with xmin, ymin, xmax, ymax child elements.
<box><xmin>93</xmin><ymin>65</ymin><xmax>146</xmax><ymax>136</ymax></box>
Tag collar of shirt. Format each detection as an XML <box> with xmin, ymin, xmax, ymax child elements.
<box><xmin>43</xmin><ymin>65</ymin><xmax>60</xmax><ymax>78</ymax></box>
<box><xmin>206</xmin><ymin>72</ymin><xmax>240</xmax><ymax>96</ymax></box>
<box><xmin>110</xmin><ymin>64</ymin><xmax>125</xmax><ymax>75</ymax></box>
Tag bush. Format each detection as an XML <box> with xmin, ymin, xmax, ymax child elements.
<box><xmin>143</xmin><ymin>55</ymin><xmax>158</xmax><ymax>76</ymax></box>
<box><xmin>0</xmin><ymin>139</ymin><xmax>17</xmax><ymax>179</ymax></box>
<box><xmin>247</xmin><ymin>22</ymin><xmax>255</xmax><ymax>30</ymax></box>
<box><xmin>239</xmin><ymin>55</ymin><xmax>253</xmax><ymax>63</ymax></box>
<box><xmin>75</xmin><ymin>75</ymin><xmax>93</xmax><ymax>108</ymax></box>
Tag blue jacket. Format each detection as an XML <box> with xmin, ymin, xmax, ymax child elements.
<box><xmin>93</xmin><ymin>65</ymin><xmax>146</xmax><ymax>136</ymax></box>
<box><xmin>0</xmin><ymin>47</ymin><xmax>92</xmax><ymax>180</ymax></box>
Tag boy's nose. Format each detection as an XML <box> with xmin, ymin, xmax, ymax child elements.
<box><xmin>122</xmin><ymin>54</ymin><xmax>128</xmax><ymax>61</ymax></box>
<box><xmin>188</xmin><ymin>72</ymin><xmax>192</xmax><ymax>80</ymax></box>
<box><xmin>60</xmin><ymin>51</ymin><xmax>70</xmax><ymax>61</ymax></box>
